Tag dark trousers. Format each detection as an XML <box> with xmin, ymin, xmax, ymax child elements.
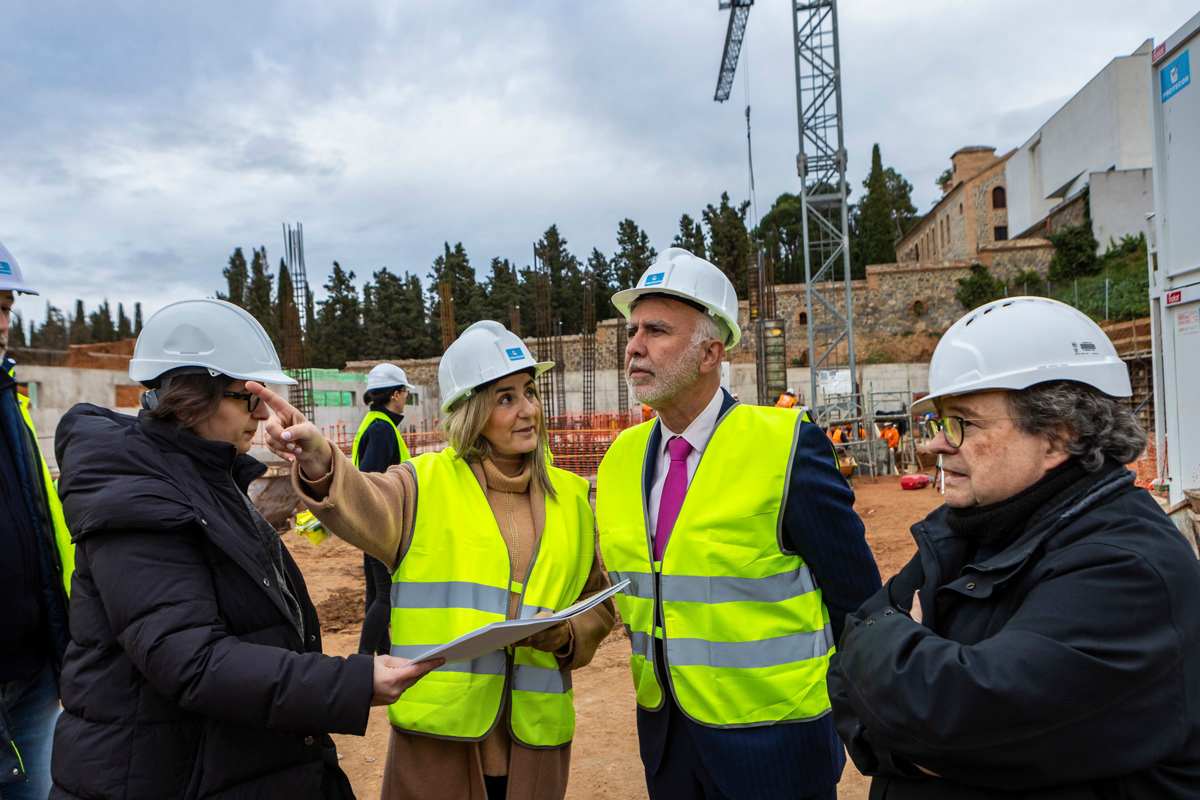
<box><xmin>358</xmin><ymin>554</ymin><xmax>392</xmax><ymax>655</ymax></box>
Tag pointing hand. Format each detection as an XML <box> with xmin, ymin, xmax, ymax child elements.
<box><xmin>246</xmin><ymin>381</ymin><xmax>334</xmax><ymax>479</ymax></box>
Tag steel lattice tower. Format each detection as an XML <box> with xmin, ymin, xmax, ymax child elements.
<box><xmin>281</xmin><ymin>223</ymin><xmax>314</xmax><ymax>420</ymax></box>
<box><xmin>793</xmin><ymin>0</ymin><xmax>858</xmax><ymax>422</ymax></box>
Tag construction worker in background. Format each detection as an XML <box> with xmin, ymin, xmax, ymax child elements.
<box><xmin>0</xmin><ymin>241</ymin><xmax>73</xmax><ymax>800</ymax></box>
<box><xmin>829</xmin><ymin>297</ymin><xmax>1200</xmax><ymax>799</ymax></box>
<box><xmin>775</xmin><ymin>388</ymin><xmax>799</xmax><ymax>408</ymax></box>
<box><xmin>880</xmin><ymin>422</ymin><xmax>901</xmax><ymax>451</ymax></box>
<box><xmin>598</xmin><ymin>248</ymin><xmax>882</xmax><ymax>800</ymax></box>
<box><xmin>50</xmin><ymin>299</ymin><xmax>438</xmax><ymax>798</ymax></box>
<box><xmin>353</xmin><ymin>363</ymin><xmax>413</xmax><ymax>656</ymax></box>
<box><xmin>251</xmin><ymin>319</ymin><xmax>615</xmax><ymax>800</ymax></box>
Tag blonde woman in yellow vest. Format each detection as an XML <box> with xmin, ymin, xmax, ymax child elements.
<box><xmin>354</xmin><ymin>363</ymin><xmax>413</xmax><ymax>657</ymax></box>
<box><xmin>249</xmin><ymin>320</ymin><xmax>614</xmax><ymax>800</ymax></box>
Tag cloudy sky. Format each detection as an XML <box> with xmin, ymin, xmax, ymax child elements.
<box><xmin>3</xmin><ymin>1</ymin><xmax>1196</xmax><ymax>331</ymax></box>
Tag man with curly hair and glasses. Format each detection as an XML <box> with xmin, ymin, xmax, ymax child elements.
<box><xmin>829</xmin><ymin>296</ymin><xmax>1200</xmax><ymax>800</ymax></box>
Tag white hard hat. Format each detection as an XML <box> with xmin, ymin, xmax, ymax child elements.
<box><xmin>911</xmin><ymin>296</ymin><xmax>1131</xmax><ymax>414</ymax></box>
<box><xmin>366</xmin><ymin>363</ymin><xmax>410</xmax><ymax>397</ymax></box>
<box><xmin>611</xmin><ymin>248</ymin><xmax>742</xmax><ymax>347</ymax></box>
<box><xmin>0</xmin><ymin>240</ymin><xmax>39</xmax><ymax>295</ymax></box>
<box><xmin>438</xmin><ymin>320</ymin><xmax>553</xmax><ymax>413</ymax></box>
<box><xmin>129</xmin><ymin>299</ymin><xmax>296</xmax><ymax>386</ymax></box>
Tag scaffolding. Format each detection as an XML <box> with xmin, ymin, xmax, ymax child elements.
<box><xmin>438</xmin><ymin>281</ymin><xmax>456</xmax><ymax>352</ymax></box>
<box><xmin>793</xmin><ymin>1</ymin><xmax>859</xmax><ymax>419</ymax></box>
<box><xmin>615</xmin><ymin>318</ymin><xmax>628</xmax><ymax>414</ymax></box>
<box><xmin>552</xmin><ymin>319</ymin><xmax>567</xmax><ymax>416</ymax></box>
<box><xmin>531</xmin><ymin>251</ymin><xmax>559</xmax><ymax>418</ymax></box>
<box><xmin>281</xmin><ymin>222</ymin><xmax>314</xmax><ymax>420</ymax></box>
<box><xmin>581</xmin><ymin>276</ymin><xmax>597</xmax><ymax>416</ymax></box>
<box><xmin>790</xmin><ymin>0</ymin><xmax>875</xmax><ymax>473</ymax></box>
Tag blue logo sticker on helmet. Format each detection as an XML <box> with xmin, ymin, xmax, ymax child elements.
<box><xmin>0</xmin><ymin>261</ymin><xmax>12</xmax><ymax>276</ymax></box>
<box><xmin>644</xmin><ymin>272</ymin><xmax>665</xmax><ymax>286</ymax></box>
<box><xmin>505</xmin><ymin>347</ymin><xmax>525</xmax><ymax>361</ymax></box>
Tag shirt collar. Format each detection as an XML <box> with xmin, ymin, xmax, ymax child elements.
<box><xmin>658</xmin><ymin>386</ymin><xmax>725</xmax><ymax>458</ymax></box>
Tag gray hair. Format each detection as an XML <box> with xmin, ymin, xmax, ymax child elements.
<box><xmin>691</xmin><ymin>312</ymin><xmax>725</xmax><ymax>346</ymax></box>
<box><xmin>1007</xmin><ymin>381</ymin><xmax>1145</xmax><ymax>472</ymax></box>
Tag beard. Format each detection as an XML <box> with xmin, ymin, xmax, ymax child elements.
<box><xmin>627</xmin><ymin>341</ymin><xmax>703</xmax><ymax>407</ymax></box>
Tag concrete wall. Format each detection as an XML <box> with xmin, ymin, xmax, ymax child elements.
<box><xmin>1005</xmin><ymin>44</ymin><xmax>1153</xmax><ymax>235</ymax></box>
<box><xmin>1090</xmin><ymin>168</ymin><xmax>1154</xmax><ymax>249</ymax></box>
<box><xmin>19</xmin><ymin>365</ymin><xmax>141</xmax><ymax>471</ymax></box>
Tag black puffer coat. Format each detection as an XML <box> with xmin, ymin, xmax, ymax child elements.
<box><xmin>828</xmin><ymin>463</ymin><xmax>1200</xmax><ymax>799</ymax></box>
<box><xmin>50</xmin><ymin>405</ymin><xmax>374</xmax><ymax>799</ymax></box>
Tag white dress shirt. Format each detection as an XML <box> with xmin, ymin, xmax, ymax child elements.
<box><xmin>647</xmin><ymin>386</ymin><xmax>726</xmax><ymax>540</ymax></box>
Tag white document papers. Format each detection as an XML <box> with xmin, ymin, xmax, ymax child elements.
<box><xmin>412</xmin><ymin>579</ymin><xmax>629</xmax><ymax>664</ymax></box>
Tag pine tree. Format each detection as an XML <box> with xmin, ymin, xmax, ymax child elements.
<box><xmin>246</xmin><ymin>247</ymin><xmax>277</xmax><ymax>346</ymax></box>
<box><xmin>9</xmin><ymin>312</ymin><xmax>26</xmax><ymax>348</ymax></box>
<box><xmin>755</xmin><ymin>194</ymin><xmax>805</xmax><ymax>284</ymax></box>
<box><xmin>702</xmin><ymin>192</ymin><xmax>752</xmax><ymax>296</ymax></box>
<box><xmin>309</xmin><ymin>262</ymin><xmax>361</xmax><ymax>368</ymax></box>
<box><xmin>219</xmin><ymin>248</ymin><xmax>249</xmax><ymax>307</ymax></box>
<box><xmin>116</xmin><ymin>303</ymin><xmax>133</xmax><ymax>339</ymax></box>
<box><xmin>612</xmin><ymin>219</ymin><xmax>657</xmax><ymax>291</ymax></box>
<box><xmin>32</xmin><ymin>304</ymin><xmax>68</xmax><ymax>349</ymax></box>
<box><xmin>857</xmin><ymin>144</ymin><xmax>900</xmax><ymax>268</ymax></box>
<box><xmin>535</xmin><ymin>225</ymin><xmax>584</xmax><ymax>334</ymax></box>
<box><xmin>362</xmin><ymin>267</ymin><xmax>407</xmax><ymax>359</ymax></box>
<box><xmin>69</xmin><ymin>300</ymin><xmax>91</xmax><ymax>344</ymax></box>
<box><xmin>277</xmin><ymin>259</ymin><xmax>303</xmax><ymax>368</ymax></box>
<box><xmin>585</xmin><ymin>249</ymin><xmax>616</xmax><ymax>320</ymax></box>
<box><xmin>88</xmin><ymin>300</ymin><xmax>116</xmax><ymax>342</ymax></box>
<box><xmin>427</xmin><ymin>243</ymin><xmax>485</xmax><ymax>341</ymax></box>
<box><xmin>399</xmin><ymin>273</ymin><xmax>434</xmax><ymax>357</ymax></box>
<box><xmin>483</xmin><ymin>257</ymin><xmax>522</xmax><ymax>331</ymax></box>
<box><xmin>134</xmin><ymin>302</ymin><xmax>144</xmax><ymax>336</ymax></box>
<box><xmin>671</xmin><ymin>214</ymin><xmax>707</xmax><ymax>259</ymax></box>
<box><xmin>882</xmin><ymin>166</ymin><xmax>919</xmax><ymax>237</ymax></box>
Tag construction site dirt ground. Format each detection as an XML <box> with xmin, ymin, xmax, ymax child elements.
<box><xmin>287</xmin><ymin>476</ymin><xmax>943</xmax><ymax>800</ymax></box>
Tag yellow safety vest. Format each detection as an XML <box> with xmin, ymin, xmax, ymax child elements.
<box><xmin>596</xmin><ymin>404</ymin><xmax>834</xmax><ymax>728</ymax></box>
<box><xmin>351</xmin><ymin>410</ymin><xmax>410</xmax><ymax>466</ymax></box>
<box><xmin>7</xmin><ymin>366</ymin><xmax>74</xmax><ymax>597</ymax></box>
<box><xmin>386</xmin><ymin>448</ymin><xmax>593</xmax><ymax>746</ymax></box>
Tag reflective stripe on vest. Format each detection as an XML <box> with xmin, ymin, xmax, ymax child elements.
<box><xmin>596</xmin><ymin>404</ymin><xmax>835</xmax><ymax>728</ymax></box>
<box><xmin>351</xmin><ymin>410</ymin><xmax>410</xmax><ymax>467</ymax></box>
<box><xmin>12</xmin><ymin>375</ymin><xmax>74</xmax><ymax>599</ymax></box>
<box><xmin>386</xmin><ymin>447</ymin><xmax>592</xmax><ymax>746</ymax></box>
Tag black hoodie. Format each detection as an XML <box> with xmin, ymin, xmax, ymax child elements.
<box><xmin>50</xmin><ymin>404</ymin><xmax>371</xmax><ymax>799</ymax></box>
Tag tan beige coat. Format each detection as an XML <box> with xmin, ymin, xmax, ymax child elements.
<box><xmin>293</xmin><ymin>446</ymin><xmax>614</xmax><ymax>799</ymax></box>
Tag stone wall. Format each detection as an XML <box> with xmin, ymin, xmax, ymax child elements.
<box><xmin>977</xmin><ymin>239</ymin><xmax>1055</xmax><ymax>283</ymax></box>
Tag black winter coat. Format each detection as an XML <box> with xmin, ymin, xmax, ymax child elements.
<box><xmin>49</xmin><ymin>405</ymin><xmax>374</xmax><ymax>799</ymax></box>
<box><xmin>829</xmin><ymin>464</ymin><xmax>1200</xmax><ymax>799</ymax></box>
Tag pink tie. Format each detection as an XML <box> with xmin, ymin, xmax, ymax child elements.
<box><xmin>654</xmin><ymin>436</ymin><xmax>694</xmax><ymax>560</ymax></box>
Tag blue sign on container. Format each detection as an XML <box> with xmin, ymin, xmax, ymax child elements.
<box><xmin>1161</xmin><ymin>50</ymin><xmax>1191</xmax><ymax>103</ymax></box>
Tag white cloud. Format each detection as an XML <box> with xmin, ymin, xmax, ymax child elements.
<box><xmin>2</xmin><ymin>0</ymin><xmax>1196</xmax><ymax>329</ymax></box>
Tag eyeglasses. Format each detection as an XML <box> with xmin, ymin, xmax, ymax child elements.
<box><xmin>929</xmin><ymin>416</ymin><xmax>1020</xmax><ymax>448</ymax></box>
<box><xmin>223</xmin><ymin>391</ymin><xmax>262</xmax><ymax>413</ymax></box>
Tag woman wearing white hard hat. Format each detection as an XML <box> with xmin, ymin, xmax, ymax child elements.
<box><xmin>355</xmin><ymin>363</ymin><xmax>413</xmax><ymax>657</ymax></box>
<box><xmin>50</xmin><ymin>299</ymin><xmax>439</xmax><ymax>799</ymax></box>
<box><xmin>250</xmin><ymin>320</ymin><xmax>615</xmax><ymax>800</ymax></box>
<box><xmin>829</xmin><ymin>297</ymin><xmax>1200</xmax><ymax>799</ymax></box>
